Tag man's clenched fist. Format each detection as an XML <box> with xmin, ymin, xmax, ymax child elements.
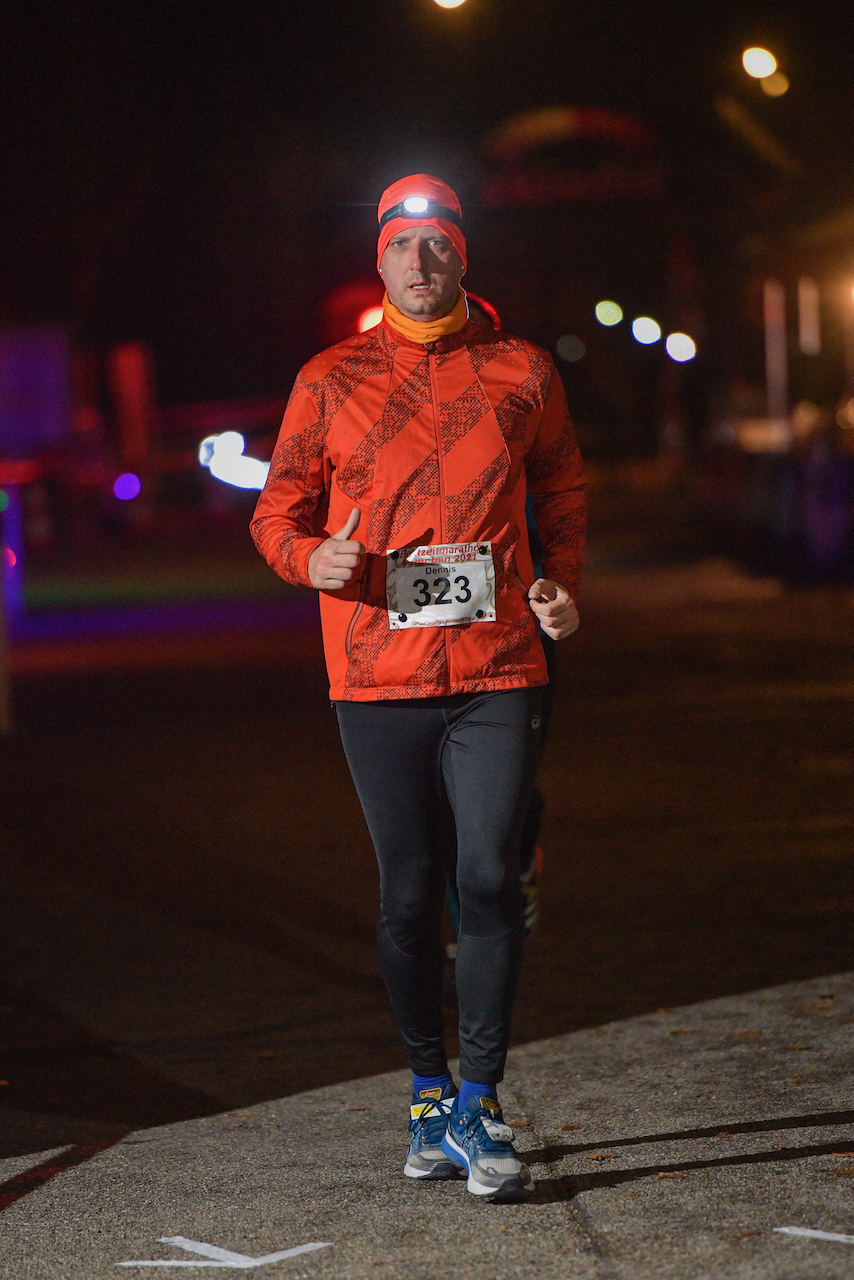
<box><xmin>527</xmin><ymin>578</ymin><xmax>579</xmax><ymax>640</ymax></box>
<box><xmin>307</xmin><ymin>507</ymin><xmax>366</xmax><ymax>590</ymax></box>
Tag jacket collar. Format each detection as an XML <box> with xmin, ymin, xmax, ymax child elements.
<box><xmin>377</xmin><ymin>317</ymin><xmax>478</xmax><ymax>356</ymax></box>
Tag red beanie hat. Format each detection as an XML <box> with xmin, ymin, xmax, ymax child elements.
<box><xmin>377</xmin><ymin>174</ymin><xmax>467</xmax><ymax>272</ymax></box>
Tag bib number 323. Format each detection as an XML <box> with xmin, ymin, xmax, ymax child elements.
<box><xmin>386</xmin><ymin>542</ymin><xmax>496</xmax><ymax>630</ymax></box>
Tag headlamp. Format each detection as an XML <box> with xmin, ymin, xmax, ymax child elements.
<box><xmin>379</xmin><ymin>200</ymin><xmax>463</xmax><ymax>230</ymax></box>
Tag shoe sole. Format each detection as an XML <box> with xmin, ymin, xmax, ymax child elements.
<box><xmin>440</xmin><ymin>1130</ymin><xmax>534</xmax><ymax>1200</ymax></box>
<box><xmin>404</xmin><ymin>1158</ymin><xmax>463</xmax><ymax>1180</ymax></box>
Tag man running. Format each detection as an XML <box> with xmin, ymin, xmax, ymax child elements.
<box><xmin>251</xmin><ymin>173</ymin><xmax>586</xmax><ymax>1201</ymax></box>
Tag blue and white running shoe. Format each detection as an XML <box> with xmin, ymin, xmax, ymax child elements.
<box><xmin>404</xmin><ymin>1084</ymin><xmax>462</xmax><ymax>1180</ymax></box>
<box><xmin>441</xmin><ymin>1095</ymin><xmax>534</xmax><ymax>1200</ymax></box>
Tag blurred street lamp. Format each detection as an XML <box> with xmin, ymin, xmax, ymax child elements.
<box><xmin>742</xmin><ymin>47</ymin><xmax>777</xmax><ymax>79</ymax></box>
<box><xmin>595</xmin><ymin>300</ymin><xmax>623</xmax><ymax>326</ymax></box>
<box><xmin>665</xmin><ymin>333</ymin><xmax>697</xmax><ymax>362</ymax></box>
<box><xmin>556</xmin><ymin>335</ymin><xmax>586</xmax><ymax>362</ymax></box>
<box><xmin>760</xmin><ymin>72</ymin><xmax>789</xmax><ymax>97</ymax></box>
<box><xmin>631</xmin><ymin>317</ymin><xmax>661</xmax><ymax>345</ymax></box>
<box><xmin>358</xmin><ymin>306</ymin><xmax>384</xmax><ymax>332</ymax></box>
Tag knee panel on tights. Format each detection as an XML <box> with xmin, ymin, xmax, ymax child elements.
<box><xmin>456</xmin><ymin>868</ymin><xmax>521</xmax><ymax>937</ymax></box>
<box><xmin>379</xmin><ymin>885</ymin><xmax>445</xmax><ymax>954</ymax></box>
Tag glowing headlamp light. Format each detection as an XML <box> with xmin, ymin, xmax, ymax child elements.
<box><xmin>379</xmin><ymin>200</ymin><xmax>462</xmax><ymax>229</ymax></box>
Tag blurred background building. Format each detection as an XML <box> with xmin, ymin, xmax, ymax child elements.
<box><xmin>2</xmin><ymin>0</ymin><xmax>854</xmax><ymax>608</ymax></box>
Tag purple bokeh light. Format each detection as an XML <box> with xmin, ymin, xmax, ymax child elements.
<box><xmin>113</xmin><ymin>472</ymin><xmax>141</xmax><ymax>501</ymax></box>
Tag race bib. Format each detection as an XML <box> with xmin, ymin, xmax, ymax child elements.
<box><xmin>386</xmin><ymin>542</ymin><xmax>496</xmax><ymax>630</ymax></box>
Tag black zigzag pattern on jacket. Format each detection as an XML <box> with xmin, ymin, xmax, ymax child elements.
<box><xmin>438</xmin><ymin>381</ymin><xmax>492</xmax><ymax>455</ymax></box>
<box><xmin>368</xmin><ymin>450</ymin><xmax>440</xmax><ymax>551</ymax></box>
<box><xmin>526</xmin><ymin>424</ymin><xmax>582</xmax><ymax>487</ymax></box>
<box><xmin>304</xmin><ymin>337</ymin><xmax>393</xmax><ymax>428</ymax></box>
<box><xmin>469</xmin><ymin>608</ymin><xmax>539</xmax><ymax>682</ymax></box>
<box><xmin>343</xmin><ymin>607</ymin><xmax>399</xmax><ymax>694</ymax></box>
<box><xmin>444</xmin><ymin>453</ymin><xmax>510</xmax><ymax>543</ymax></box>
<box><xmin>338</xmin><ymin>360</ymin><xmax>431</xmax><ymax>500</ymax></box>
<box><xmin>492</xmin><ymin>355</ymin><xmax>552</xmax><ymax>444</ymax></box>
<box><xmin>397</xmin><ymin>644</ymin><xmax>449</xmax><ymax>695</ymax></box>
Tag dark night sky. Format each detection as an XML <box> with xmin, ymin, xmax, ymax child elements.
<box><xmin>2</xmin><ymin>1</ymin><xmax>853</xmax><ymax>404</ymax></box>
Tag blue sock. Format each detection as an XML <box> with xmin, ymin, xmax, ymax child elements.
<box><xmin>458</xmin><ymin>1079</ymin><xmax>498</xmax><ymax>1110</ymax></box>
<box><xmin>412</xmin><ymin>1071</ymin><xmax>454</xmax><ymax>1100</ymax></box>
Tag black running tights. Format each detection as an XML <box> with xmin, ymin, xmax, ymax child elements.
<box><xmin>335</xmin><ymin>687</ymin><xmax>543</xmax><ymax>1083</ymax></box>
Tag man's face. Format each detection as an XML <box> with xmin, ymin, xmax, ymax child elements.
<box><xmin>380</xmin><ymin>225</ymin><xmax>464</xmax><ymax>321</ymax></box>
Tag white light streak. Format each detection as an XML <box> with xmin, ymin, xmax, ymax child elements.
<box><xmin>774</xmin><ymin>1227</ymin><xmax>854</xmax><ymax>1245</ymax></box>
<box><xmin>198</xmin><ymin>433</ymin><xmax>270</xmax><ymax>490</ymax></box>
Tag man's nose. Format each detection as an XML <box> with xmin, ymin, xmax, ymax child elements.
<box><xmin>406</xmin><ymin>240</ymin><xmax>430</xmax><ymax>273</ymax></box>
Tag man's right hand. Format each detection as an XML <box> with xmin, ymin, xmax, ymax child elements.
<box><xmin>307</xmin><ymin>507</ymin><xmax>366</xmax><ymax>590</ymax></box>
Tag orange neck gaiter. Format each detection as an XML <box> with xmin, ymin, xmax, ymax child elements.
<box><xmin>382</xmin><ymin>291</ymin><xmax>467</xmax><ymax>345</ymax></box>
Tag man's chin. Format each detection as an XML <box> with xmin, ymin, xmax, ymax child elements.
<box><xmin>396</xmin><ymin>294</ymin><xmax>452</xmax><ymax>321</ymax></box>
<box><xmin>402</xmin><ymin>297</ymin><xmax>437</xmax><ymax>316</ymax></box>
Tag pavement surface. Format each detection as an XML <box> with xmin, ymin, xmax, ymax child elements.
<box><xmin>0</xmin><ymin>972</ymin><xmax>852</xmax><ymax>1279</ymax></box>
<box><xmin>1</xmin><ymin>484</ymin><xmax>853</xmax><ymax>1276</ymax></box>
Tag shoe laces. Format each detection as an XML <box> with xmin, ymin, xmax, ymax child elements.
<box><xmin>410</xmin><ymin>1097</ymin><xmax>452</xmax><ymax>1146</ymax></box>
<box><xmin>460</xmin><ymin>1105</ymin><xmax>516</xmax><ymax>1154</ymax></box>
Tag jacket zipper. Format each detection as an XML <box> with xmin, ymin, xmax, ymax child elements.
<box><xmin>427</xmin><ymin>343</ymin><xmax>451</xmax><ymax>690</ymax></box>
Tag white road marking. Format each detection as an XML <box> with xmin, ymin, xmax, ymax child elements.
<box><xmin>117</xmin><ymin>1236</ymin><xmax>333</xmax><ymax>1268</ymax></box>
<box><xmin>774</xmin><ymin>1226</ymin><xmax>854</xmax><ymax>1245</ymax></box>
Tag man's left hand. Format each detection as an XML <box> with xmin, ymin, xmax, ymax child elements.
<box><xmin>527</xmin><ymin>579</ymin><xmax>579</xmax><ymax>640</ymax></box>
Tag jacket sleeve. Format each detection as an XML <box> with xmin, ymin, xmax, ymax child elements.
<box><xmin>524</xmin><ymin>361</ymin><xmax>587</xmax><ymax>600</ymax></box>
<box><xmin>250</xmin><ymin>375</ymin><xmax>329</xmax><ymax>587</ymax></box>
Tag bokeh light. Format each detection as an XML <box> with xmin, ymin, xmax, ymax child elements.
<box><xmin>760</xmin><ymin>71</ymin><xmax>789</xmax><ymax>97</ymax></box>
<box><xmin>0</xmin><ymin>489</ymin><xmax>9</xmax><ymax>513</ymax></box>
<box><xmin>556</xmin><ymin>335</ymin><xmax>586</xmax><ymax>362</ymax></box>
<box><xmin>199</xmin><ymin>431</ymin><xmax>245</xmax><ymax>467</ymax></box>
<box><xmin>3</xmin><ymin>547</ymin><xmax>16</xmax><ymax>569</ymax></box>
<box><xmin>632</xmin><ymin>317</ymin><xmax>661</xmax><ymax>345</ymax></box>
<box><xmin>742</xmin><ymin>47</ymin><xmax>777</xmax><ymax>78</ymax></box>
<box><xmin>665</xmin><ymin>332</ymin><xmax>697</xmax><ymax>362</ymax></box>
<box><xmin>358</xmin><ymin>306</ymin><xmax>384</xmax><ymax>332</ymax></box>
<box><xmin>113</xmin><ymin>472</ymin><xmax>141</xmax><ymax>501</ymax></box>
<box><xmin>198</xmin><ymin>431</ymin><xmax>270</xmax><ymax>490</ymax></box>
<box><xmin>595</xmin><ymin>300</ymin><xmax>623</xmax><ymax>326</ymax></box>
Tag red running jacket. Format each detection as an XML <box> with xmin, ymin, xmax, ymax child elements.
<box><xmin>251</xmin><ymin>319</ymin><xmax>586</xmax><ymax>701</ymax></box>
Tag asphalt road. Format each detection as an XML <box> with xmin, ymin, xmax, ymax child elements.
<box><xmin>1</xmin><ymin>502</ymin><xmax>852</xmax><ymax>1162</ymax></box>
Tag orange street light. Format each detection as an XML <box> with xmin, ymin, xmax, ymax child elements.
<box><xmin>761</xmin><ymin>71</ymin><xmax>789</xmax><ymax>97</ymax></box>
<box><xmin>742</xmin><ymin>47</ymin><xmax>777</xmax><ymax>78</ymax></box>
